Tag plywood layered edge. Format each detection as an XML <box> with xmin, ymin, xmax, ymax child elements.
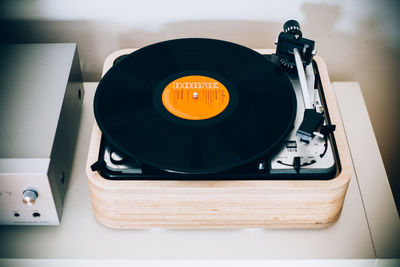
<box><xmin>86</xmin><ymin>49</ymin><xmax>352</xmax><ymax>229</ymax></box>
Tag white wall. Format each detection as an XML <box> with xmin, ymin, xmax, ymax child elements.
<box><xmin>1</xmin><ymin>0</ymin><xmax>399</xmax><ymax>207</ymax></box>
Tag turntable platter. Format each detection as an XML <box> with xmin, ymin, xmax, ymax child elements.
<box><xmin>94</xmin><ymin>38</ymin><xmax>296</xmax><ymax>174</ymax></box>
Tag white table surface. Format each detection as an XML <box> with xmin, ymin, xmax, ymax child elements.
<box><xmin>0</xmin><ymin>82</ymin><xmax>399</xmax><ymax>267</ymax></box>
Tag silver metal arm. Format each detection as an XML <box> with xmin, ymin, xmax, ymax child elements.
<box><xmin>293</xmin><ymin>47</ymin><xmax>312</xmax><ymax>109</ymax></box>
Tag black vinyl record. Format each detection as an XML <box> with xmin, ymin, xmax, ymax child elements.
<box><xmin>94</xmin><ymin>38</ymin><xmax>296</xmax><ymax>174</ymax></box>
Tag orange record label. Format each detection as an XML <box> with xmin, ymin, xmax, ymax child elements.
<box><xmin>162</xmin><ymin>75</ymin><xmax>230</xmax><ymax>120</ymax></box>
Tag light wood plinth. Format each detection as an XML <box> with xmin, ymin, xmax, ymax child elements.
<box><xmin>86</xmin><ymin>49</ymin><xmax>352</xmax><ymax>229</ymax></box>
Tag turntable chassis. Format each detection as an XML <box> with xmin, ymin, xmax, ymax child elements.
<box><xmin>86</xmin><ymin>49</ymin><xmax>352</xmax><ymax>229</ymax></box>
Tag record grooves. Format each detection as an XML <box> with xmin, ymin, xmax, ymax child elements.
<box><xmin>94</xmin><ymin>38</ymin><xmax>296</xmax><ymax>174</ymax></box>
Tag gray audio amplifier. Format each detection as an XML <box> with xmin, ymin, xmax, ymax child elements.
<box><xmin>0</xmin><ymin>44</ymin><xmax>84</xmax><ymax>225</ymax></box>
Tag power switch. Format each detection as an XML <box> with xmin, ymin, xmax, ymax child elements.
<box><xmin>22</xmin><ymin>189</ymin><xmax>38</xmax><ymax>205</ymax></box>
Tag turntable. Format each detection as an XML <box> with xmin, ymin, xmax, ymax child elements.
<box><xmin>86</xmin><ymin>20</ymin><xmax>352</xmax><ymax>229</ymax></box>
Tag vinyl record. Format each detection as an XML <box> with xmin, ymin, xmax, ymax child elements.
<box><xmin>94</xmin><ymin>38</ymin><xmax>296</xmax><ymax>174</ymax></box>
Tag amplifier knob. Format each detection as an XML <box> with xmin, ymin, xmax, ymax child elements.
<box><xmin>22</xmin><ymin>189</ymin><xmax>38</xmax><ymax>205</ymax></box>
